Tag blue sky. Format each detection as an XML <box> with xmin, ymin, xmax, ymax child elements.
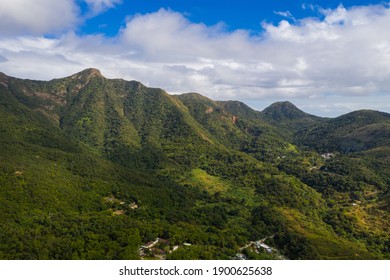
<box><xmin>1</xmin><ymin>0</ymin><xmax>390</xmax><ymax>116</ymax></box>
<box><xmin>78</xmin><ymin>0</ymin><xmax>377</xmax><ymax>36</ymax></box>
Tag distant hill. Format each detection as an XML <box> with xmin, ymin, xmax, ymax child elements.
<box><xmin>217</xmin><ymin>100</ymin><xmax>263</xmax><ymax>120</ymax></box>
<box><xmin>298</xmin><ymin>109</ymin><xmax>390</xmax><ymax>152</ymax></box>
<box><xmin>262</xmin><ymin>101</ymin><xmax>313</xmax><ymax>121</ymax></box>
<box><xmin>0</xmin><ymin>69</ymin><xmax>388</xmax><ymax>260</ymax></box>
<box><xmin>259</xmin><ymin>101</ymin><xmax>326</xmax><ymax>139</ymax></box>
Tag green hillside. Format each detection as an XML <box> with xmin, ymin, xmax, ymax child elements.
<box><xmin>298</xmin><ymin>109</ymin><xmax>390</xmax><ymax>152</ymax></box>
<box><xmin>0</xmin><ymin>69</ymin><xmax>388</xmax><ymax>260</ymax></box>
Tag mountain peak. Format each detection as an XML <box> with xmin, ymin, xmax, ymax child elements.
<box><xmin>262</xmin><ymin>101</ymin><xmax>309</xmax><ymax>121</ymax></box>
<box><xmin>81</xmin><ymin>68</ymin><xmax>103</xmax><ymax>77</ymax></box>
<box><xmin>71</xmin><ymin>68</ymin><xmax>103</xmax><ymax>80</ymax></box>
<box><xmin>266</xmin><ymin>101</ymin><xmax>298</xmax><ymax>110</ymax></box>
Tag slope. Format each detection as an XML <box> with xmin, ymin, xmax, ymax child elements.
<box><xmin>0</xmin><ymin>69</ymin><xmax>387</xmax><ymax>260</ymax></box>
<box><xmin>298</xmin><ymin>109</ymin><xmax>390</xmax><ymax>152</ymax></box>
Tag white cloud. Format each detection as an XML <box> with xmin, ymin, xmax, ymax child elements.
<box><xmin>84</xmin><ymin>0</ymin><xmax>123</xmax><ymax>14</ymax></box>
<box><xmin>0</xmin><ymin>0</ymin><xmax>79</xmax><ymax>36</ymax></box>
<box><xmin>0</xmin><ymin>0</ymin><xmax>123</xmax><ymax>36</ymax></box>
<box><xmin>115</xmin><ymin>6</ymin><xmax>390</xmax><ymax>101</ymax></box>
<box><xmin>1</xmin><ymin>4</ymin><xmax>390</xmax><ymax>116</ymax></box>
<box><xmin>274</xmin><ymin>10</ymin><xmax>296</xmax><ymax>21</ymax></box>
<box><xmin>120</xmin><ymin>9</ymin><xmax>244</xmax><ymax>61</ymax></box>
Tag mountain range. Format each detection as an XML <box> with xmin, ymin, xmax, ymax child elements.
<box><xmin>0</xmin><ymin>68</ymin><xmax>389</xmax><ymax>259</ymax></box>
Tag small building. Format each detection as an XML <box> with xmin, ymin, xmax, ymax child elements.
<box><xmin>255</xmin><ymin>241</ymin><xmax>273</xmax><ymax>253</ymax></box>
<box><xmin>158</xmin><ymin>238</ymin><xmax>170</xmax><ymax>245</ymax></box>
<box><xmin>141</xmin><ymin>238</ymin><xmax>159</xmax><ymax>249</ymax></box>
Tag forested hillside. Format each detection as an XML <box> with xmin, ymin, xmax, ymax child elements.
<box><xmin>0</xmin><ymin>69</ymin><xmax>388</xmax><ymax>259</ymax></box>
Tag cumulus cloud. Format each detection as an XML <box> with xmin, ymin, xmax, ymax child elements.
<box><xmin>116</xmin><ymin>6</ymin><xmax>390</xmax><ymax>101</ymax></box>
<box><xmin>0</xmin><ymin>0</ymin><xmax>123</xmax><ymax>36</ymax></box>
<box><xmin>0</xmin><ymin>0</ymin><xmax>79</xmax><ymax>36</ymax></box>
<box><xmin>120</xmin><ymin>9</ymin><xmax>248</xmax><ymax>61</ymax></box>
<box><xmin>1</xmin><ymin>4</ymin><xmax>390</xmax><ymax>116</ymax></box>
<box><xmin>260</xmin><ymin>4</ymin><xmax>390</xmax><ymax>96</ymax></box>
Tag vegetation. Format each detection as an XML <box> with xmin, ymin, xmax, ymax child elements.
<box><xmin>0</xmin><ymin>69</ymin><xmax>388</xmax><ymax>260</ymax></box>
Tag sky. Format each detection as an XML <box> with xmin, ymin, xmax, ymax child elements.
<box><xmin>1</xmin><ymin>0</ymin><xmax>390</xmax><ymax>117</ymax></box>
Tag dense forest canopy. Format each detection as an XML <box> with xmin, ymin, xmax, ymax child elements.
<box><xmin>0</xmin><ymin>69</ymin><xmax>389</xmax><ymax>260</ymax></box>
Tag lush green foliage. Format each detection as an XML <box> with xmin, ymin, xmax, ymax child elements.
<box><xmin>0</xmin><ymin>69</ymin><xmax>388</xmax><ymax>260</ymax></box>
